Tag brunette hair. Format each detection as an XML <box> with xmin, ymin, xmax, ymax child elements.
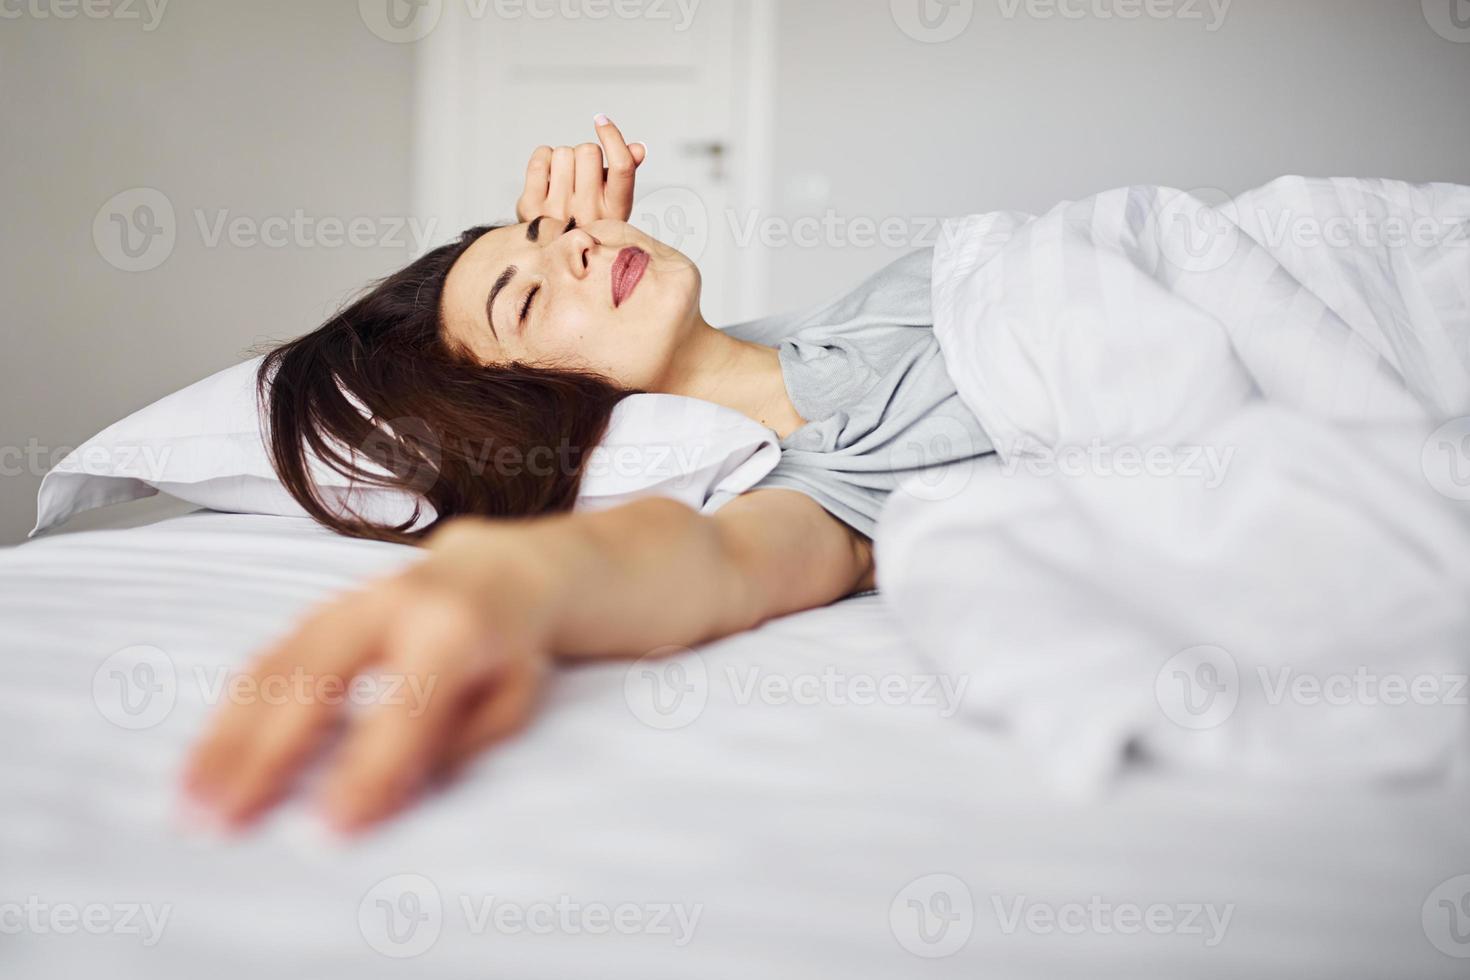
<box><xmin>257</xmin><ymin>224</ymin><xmax>630</xmax><ymax>545</ymax></box>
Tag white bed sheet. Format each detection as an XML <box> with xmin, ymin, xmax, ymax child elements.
<box><xmin>1</xmin><ymin>511</ymin><xmax>1467</xmax><ymax>978</ymax></box>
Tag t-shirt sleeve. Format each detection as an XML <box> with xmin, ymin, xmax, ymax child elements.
<box><xmin>707</xmin><ymin>460</ymin><xmax>885</xmax><ymax>540</ymax></box>
<box><xmin>709</xmin><ymin>246</ymin><xmax>988</xmax><ymax>542</ymax></box>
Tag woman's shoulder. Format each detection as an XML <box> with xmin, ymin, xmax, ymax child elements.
<box><xmin>721</xmin><ymin>247</ymin><xmax>934</xmax><ymax>347</ymax></box>
<box><xmin>740</xmin><ymin>248</ymin><xmax>942</xmax><ymax>427</ymax></box>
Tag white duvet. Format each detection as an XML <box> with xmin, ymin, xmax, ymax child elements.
<box><xmin>878</xmin><ymin>177</ymin><xmax>1470</xmax><ymax>794</ymax></box>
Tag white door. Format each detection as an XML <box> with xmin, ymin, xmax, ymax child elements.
<box><xmin>412</xmin><ymin>0</ymin><xmax>774</xmax><ymax>325</ymax></box>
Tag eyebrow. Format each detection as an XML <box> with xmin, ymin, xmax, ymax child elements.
<box><xmin>483</xmin><ymin>220</ymin><xmax>544</xmax><ymax>340</ymax></box>
<box><xmin>485</xmin><ymin>265</ymin><xmax>516</xmax><ymax>341</ymax></box>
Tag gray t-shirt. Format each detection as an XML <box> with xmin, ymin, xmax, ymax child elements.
<box><xmin>719</xmin><ymin>248</ymin><xmax>994</xmax><ymax>538</ymax></box>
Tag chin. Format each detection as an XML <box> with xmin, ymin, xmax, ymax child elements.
<box><xmin>663</xmin><ymin>253</ymin><xmax>701</xmax><ymax>305</ymax></box>
<box><xmin>673</xmin><ymin>276</ymin><xmax>703</xmax><ymax>329</ymax></box>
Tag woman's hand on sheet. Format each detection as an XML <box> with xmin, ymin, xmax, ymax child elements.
<box><xmin>515</xmin><ymin>114</ymin><xmax>648</xmax><ymax>225</ymax></box>
<box><xmin>180</xmin><ymin>491</ymin><xmax>875</xmax><ymax>834</ymax></box>
<box><xmin>181</xmin><ymin>529</ymin><xmax>551</xmax><ymax>835</ymax></box>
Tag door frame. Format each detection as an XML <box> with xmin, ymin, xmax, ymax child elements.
<box><xmin>408</xmin><ymin>0</ymin><xmax>776</xmax><ymax>323</ymax></box>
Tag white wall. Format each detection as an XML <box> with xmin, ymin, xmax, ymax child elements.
<box><xmin>760</xmin><ymin>0</ymin><xmax>1470</xmax><ymax>310</ymax></box>
<box><xmin>0</xmin><ymin>1</ymin><xmax>417</xmax><ymax>543</ymax></box>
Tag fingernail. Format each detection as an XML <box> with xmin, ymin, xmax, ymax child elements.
<box><xmin>175</xmin><ymin>794</ymin><xmax>224</xmax><ymax>835</ymax></box>
<box><xmin>318</xmin><ymin>795</ymin><xmax>355</xmax><ymax>836</ymax></box>
<box><xmin>327</xmin><ymin>812</ymin><xmax>358</xmax><ymax>837</ymax></box>
<box><xmin>320</xmin><ymin>781</ymin><xmax>367</xmax><ymax>836</ymax></box>
<box><xmin>299</xmin><ymin>811</ymin><xmax>352</xmax><ymax>853</ymax></box>
<box><xmin>593</xmin><ymin>113</ymin><xmax>611</xmax><ymax>126</ymax></box>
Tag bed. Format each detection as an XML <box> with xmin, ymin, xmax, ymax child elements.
<box><xmin>1</xmin><ymin>509</ymin><xmax>1466</xmax><ymax>978</ymax></box>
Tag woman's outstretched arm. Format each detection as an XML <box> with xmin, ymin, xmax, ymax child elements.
<box><xmin>182</xmin><ymin>491</ymin><xmax>873</xmax><ymax>832</ymax></box>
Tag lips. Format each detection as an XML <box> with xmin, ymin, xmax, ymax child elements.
<box><xmin>610</xmin><ymin>246</ymin><xmax>649</xmax><ymax>308</ymax></box>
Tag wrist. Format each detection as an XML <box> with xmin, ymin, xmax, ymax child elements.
<box><xmin>420</xmin><ymin>518</ymin><xmax>562</xmax><ymax>646</ymax></box>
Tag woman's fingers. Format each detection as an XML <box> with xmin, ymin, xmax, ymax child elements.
<box><xmin>181</xmin><ymin>557</ymin><xmax>551</xmax><ymax>834</ymax></box>
<box><xmin>206</xmin><ymin>684</ymin><xmax>336</xmax><ymax>826</ymax></box>
<box><xmin>316</xmin><ymin>587</ymin><xmax>505</xmax><ymax>832</ymax></box>
<box><xmin>545</xmin><ymin>145</ymin><xmax>577</xmax><ymax>215</ymax></box>
<box><xmin>518</xmin><ymin>120</ymin><xmax>645</xmax><ymax>224</ymax></box>
<box><xmin>595</xmin><ymin>114</ymin><xmax>640</xmax><ymax>218</ymax></box>
<box><xmin>515</xmin><ymin>144</ymin><xmax>554</xmax><ymax>222</ymax></box>
<box><xmin>572</xmin><ymin>141</ymin><xmax>606</xmax><ymax>219</ymax></box>
<box><xmin>436</xmin><ymin>648</ymin><xmax>545</xmax><ymax>778</ymax></box>
<box><xmin>182</xmin><ymin>589</ymin><xmax>389</xmax><ymax>827</ymax></box>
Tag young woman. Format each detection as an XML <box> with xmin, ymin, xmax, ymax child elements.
<box><xmin>182</xmin><ymin>116</ymin><xmax>992</xmax><ymax>833</ymax></box>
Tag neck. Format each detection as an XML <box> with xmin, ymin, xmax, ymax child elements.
<box><xmin>654</xmin><ymin>315</ymin><xmax>806</xmax><ymax>439</ymax></box>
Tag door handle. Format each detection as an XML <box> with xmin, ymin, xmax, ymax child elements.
<box><xmin>680</xmin><ymin>140</ymin><xmax>727</xmax><ymax>181</ymax></box>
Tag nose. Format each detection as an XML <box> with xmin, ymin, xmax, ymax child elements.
<box><xmin>557</xmin><ymin>226</ymin><xmax>599</xmax><ymax>279</ymax></box>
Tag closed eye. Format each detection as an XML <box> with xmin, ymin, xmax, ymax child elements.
<box><xmin>515</xmin><ymin>218</ymin><xmax>572</xmax><ymax>324</ymax></box>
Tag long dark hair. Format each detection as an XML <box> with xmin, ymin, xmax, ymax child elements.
<box><xmin>257</xmin><ymin>224</ymin><xmax>629</xmax><ymax>544</ymax></box>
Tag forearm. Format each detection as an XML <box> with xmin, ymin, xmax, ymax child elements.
<box><xmin>188</xmin><ymin>492</ymin><xmax>869</xmax><ymax>831</ymax></box>
<box><xmin>425</xmin><ymin>497</ymin><xmax>762</xmax><ymax>658</ymax></box>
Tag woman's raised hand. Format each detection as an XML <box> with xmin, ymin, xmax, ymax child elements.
<box><xmin>515</xmin><ymin>114</ymin><xmax>648</xmax><ymax>225</ymax></box>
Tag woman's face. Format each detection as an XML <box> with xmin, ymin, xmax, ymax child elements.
<box><xmin>440</xmin><ymin>217</ymin><xmax>701</xmax><ymax>389</ymax></box>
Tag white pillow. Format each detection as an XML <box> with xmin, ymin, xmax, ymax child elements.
<box><xmin>32</xmin><ymin>356</ymin><xmax>780</xmax><ymax>536</ymax></box>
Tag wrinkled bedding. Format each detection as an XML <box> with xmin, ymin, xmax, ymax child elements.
<box><xmin>879</xmin><ymin>176</ymin><xmax>1470</xmax><ymax>794</ymax></box>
